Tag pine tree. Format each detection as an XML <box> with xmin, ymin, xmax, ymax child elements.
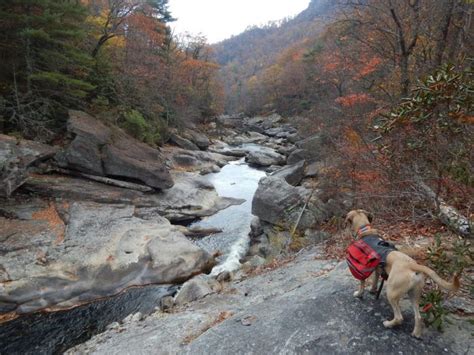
<box><xmin>0</xmin><ymin>0</ymin><xmax>94</xmax><ymax>139</ymax></box>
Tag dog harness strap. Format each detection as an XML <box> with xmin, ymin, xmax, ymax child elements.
<box><xmin>376</xmin><ymin>279</ymin><xmax>384</xmax><ymax>300</ymax></box>
<box><xmin>356</xmin><ymin>224</ymin><xmax>372</xmax><ymax>238</ymax></box>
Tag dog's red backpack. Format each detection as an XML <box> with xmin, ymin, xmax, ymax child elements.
<box><xmin>346</xmin><ymin>239</ymin><xmax>381</xmax><ymax>280</ymax></box>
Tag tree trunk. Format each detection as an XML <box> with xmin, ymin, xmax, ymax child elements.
<box><xmin>434</xmin><ymin>0</ymin><xmax>455</xmax><ymax>67</ymax></box>
<box><xmin>400</xmin><ymin>54</ymin><xmax>410</xmax><ymax>97</ymax></box>
<box><xmin>416</xmin><ymin>177</ymin><xmax>472</xmax><ymax>238</ymax></box>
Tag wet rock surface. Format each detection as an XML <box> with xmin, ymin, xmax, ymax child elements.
<box><xmin>69</xmin><ymin>249</ymin><xmax>472</xmax><ymax>355</ymax></box>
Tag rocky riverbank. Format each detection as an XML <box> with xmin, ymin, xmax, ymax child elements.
<box><xmin>1</xmin><ymin>110</ymin><xmax>337</xmax><ymax>327</ymax></box>
<box><xmin>0</xmin><ymin>111</ymin><xmax>248</xmax><ymax>318</ymax></box>
<box><xmin>69</xmin><ymin>246</ymin><xmax>473</xmax><ymax>355</ymax></box>
<box><xmin>3</xmin><ymin>111</ymin><xmax>470</xmax><ymax>354</ymax></box>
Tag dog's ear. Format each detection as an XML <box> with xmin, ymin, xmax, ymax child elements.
<box><xmin>359</xmin><ymin>209</ymin><xmax>374</xmax><ymax>223</ymax></box>
<box><xmin>345</xmin><ymin>210</ymin><xmax>355</xmax><ymax>225</ymax></box>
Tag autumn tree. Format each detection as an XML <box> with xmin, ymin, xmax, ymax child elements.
<box><xmin>340</xmin><ymin>0</ymin><xmax>472</xmax><ymax>97</ymax></box>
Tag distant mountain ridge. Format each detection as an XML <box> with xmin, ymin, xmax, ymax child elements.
<box><xmin>212</xmin><ymin>0</ymin><xmax>337</xmax><ymax>112</ymax></box>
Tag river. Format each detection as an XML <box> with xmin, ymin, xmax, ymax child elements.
<box><xmin>0</xmin><ymin>153</ymin><xmax>266</xmax><ymax>354</ymax></box>
<box><xmin>189</xmin><ymin>157</ymin><xmax>266</xmax><ymax>275</ymax></box>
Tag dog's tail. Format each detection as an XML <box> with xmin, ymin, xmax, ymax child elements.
<box><xmin>409</xmin><ymin>264</ymin><xmax>460</xmax><ymax>291</ymax></box>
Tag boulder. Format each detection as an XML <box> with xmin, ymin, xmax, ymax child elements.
<box><xmin>287</xmin><ymin>149</ymin><xmax>306</xmax><ymax>165</ymax></box>
<box><xmin>182</xmin><ymin>129</ymin><xmax>210</xmax><ymax>150</ymax></box>
<box><xmin>208</xmin><ymin>142</ymin><xmax>247</xmax><ymax>157</ymax></box>
<box><xmin>68</xmin><ymin>255</ymin><xmax>472</xmax><ymax>355</ymax></box>
<box><xmin>251</xmin><ymin>176</ymin><xmax>326</xmax><ymax>230</ymax></box>
<box><xmin>263</xmin><ymin>125</ymin><xmax>296</xmax><ymax>138</ymax></box>
<box><xmin>57</xmin><ymin>110</ymin><xmax>173</xmax><ymax>190</ymax></box>
<box><xmin>163</xmin><ymin>146</ymin><xmax>230</xmax><ymax>172</ymax></box>
<box><xmin>245</xmin><ymin>147</ymin><xmax>286</xmax><ymax>167</ymax></box>
<box><xmin>248</xmin><ymin>234</ymin><xmax>271</xmax><ymax>258</ymax></box>
<box><xmin>0</xmin><ymin>201</ymin><xmax>215</xmax><ymax>315</ymax></box>
<box><xmin>270</xmin><ymin>160</ymin><xmax>305</xmax><ymax>186</ymax></box>
<box><xmin>169</xmin><ymin>133</ymin><xmax>200</xmax><ymax>151</ymax></box>
<box><xmin>259</xmin><ymin>113</ymin><xmax>283</xmax><ymax>130</ymax></box>
<box><xmin>294</xmin><ymin>134</ymin><xmax>325</xmax><ymax>162</ymax></box>
<box><xmin>174</xmin><ymin>276</ymin><xmax>213</xmax><ymax>306</ymax></box>
<box><xmin>304</xmin><ymin>229</ymin><xmax>331</xmax><ymax>243</ymax></box>
<box><xmin>286</xmin><ymin>133</ymin><xmax>300</xmax><ymax>144</ymax></box>
<box><xmin>224</xmin><ymin>131</ymin><xmax>268</xmax><ymax>146</ymax></box>
<box><xmin>249</xmin><ymin>216</ymin><xmax>263</xmax><ymax>238</ymax></box>
<box><xmin>242</xmin><ymin>255</ymin><xmax>266</xmax><ymax>272</ymax></box>
<box><xmin>305</xmin><ymin>161</ymin><xmax>325</xmax><ymax>178</ymax></box>
<box><xmin>0</xmin><ymin>134</ymin><xmax>58</xmax><ymax>197</ymax></box>
<box><xmin>276</xmin><ymin>144</ymin><xmax>297</xmax><ymax>156</ymax></box>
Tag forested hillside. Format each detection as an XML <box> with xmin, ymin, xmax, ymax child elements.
<box><xmin>214</xmin><ymin>0</ymin><xmax>473</xmax><ymax>225</ymax></box>
<box><xmin>213</xmin><ymin>0</ymin><xmax>336</xmax><ymax>113</ymax></box>
<box><xmin>0</xmin><ymin>0</ymin><xmax>472</xmax><ymax>221</ymax></box>
<box><xmin>0</xmin><ymin>0</ymin><xmax>223</xmax><ymax>144</ymax></box>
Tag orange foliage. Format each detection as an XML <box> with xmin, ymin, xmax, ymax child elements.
<box><xmin>335</xmin><ymin>93</ymin><xmax>372</xmax><ymax>107</ymax></box>
<box><xmin>32</xmin><ymin>203</ymin><xmax>65</xmax><ymax>244</ymax></box>
<box><xmin>355</xmin><ymin>56</ymin><xmax>382</xmax><ymax>79</ymax></box>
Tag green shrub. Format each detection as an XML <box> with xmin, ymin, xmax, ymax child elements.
<box><xmin>121</xmin><ymin>109</ymin><xmax>164</xmax><ymax>146</ymax></box>
<box><xmin>122</xmin><ymin>109</ymin><xmax>149</xmax><ymax>140</ymax></box>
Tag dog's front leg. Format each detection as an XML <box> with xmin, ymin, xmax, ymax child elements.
<box><xmin>369</xmin><ymin>269</ymin><xmax>380</xmax><ymax>294</ymax></box>
<box><xmin>353</xmin><ymin>280</ymin><xmax>365</xmax><ymax>298</ymax></box>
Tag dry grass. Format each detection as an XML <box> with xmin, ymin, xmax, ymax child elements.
<box><xmin>181</xmin><ymin>311</ymin><xmax>234</xmax><ymax>345</ymax></box>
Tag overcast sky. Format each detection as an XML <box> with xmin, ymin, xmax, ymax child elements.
<box><xmin>168</xmin><ymin>0</ymin><xmax>311</xmax><ymax>44</ymax></box>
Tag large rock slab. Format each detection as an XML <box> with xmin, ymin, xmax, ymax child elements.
<box><xmin>168</xmin><ymin>133</ymin><xmax>200</xmax><ymax>151</ymax></box>
<box><xmin>0</xmin><ymin>134</ymin><xmax>58</xmax><ymax>197</ymax></box>
<box><xmin>182</xmin><ymin>129</ymin><xmax>210</xmax><ymax>150</ymax></box>
<box><xmin>0</xmin><ymin>202</ymin><xmax>214</xmax><ymax>315</ymax></box>
<box><xmin>252</xmin><ymin>176</ymin><xmax>325</xmax><ymax>230</ymax></box>
<box><xmin>208</xmin><ymin>142</ymin><xmax>247</xmax><ymax>157</ymax></box>
<box><xmin>224</xmin><ymin>131</ymin><xmax>269</xmax><ymax>145</ymax></box>
<box><xmin>22</xmin><ymin>172</ymin><xmax>243</xmax><ymax>222</ymax></box>
<box><xmin>293</xmin><ymin>133</ymin><xmax>326</xmax><ymax>162</ymax></box>
<box><xmin>245</xmin><ymin>147</ymin><xmax>286</xmax><ymax>167</ymax></box>
<box><xmin>270</xmin><ymin>160</ymin><xmax>305</xmax><ymax>186</ymax></box>
<box><xmin>56</xmin><ymin>110</ymin><xmax>173</xmax><ymax>190</ymax></box>
<box><xmin>69</xmin><ymin>251</ymin><xmax>472</xmax><ymax>355</ymax></box>
<box><xmin>148</xmin><ymin>172</ymin><xmax>245</xmax><ymax>222</ymax></box>
<box><xmin>162</xmin><ymin>146</ymin><xmax>231</xmax><ymax>174</ymax></box>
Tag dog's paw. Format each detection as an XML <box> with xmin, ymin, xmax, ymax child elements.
<box><xmin>411</xmin><ymin>330</ymin><xmax>422</xmax><ymax>338</ymax></box>
<box><xmin>384</xmin><ymin>319</ymin><xmax>402</xmax><ymax>328</ymax></box>
<box><xmin>353</xmin><ymin>290</ymin><xmax>363</xmax><ymax>298</ymax></box>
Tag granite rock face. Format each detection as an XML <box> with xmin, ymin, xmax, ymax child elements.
<box><xmin>0</xmin><ymin>202</ymin><xmax>214</xmax><ymax>315</ymax></box>
<box><xmin>22</xmin><ymin>172</ymin><xmax>243</xmax><ymax>222</ymax></box>
<box><xmin>270</xmin><ymin>160</ymin><xmax>305</xmax><ymax>186</ymax></box>
<box><xmin>69</xmin><ymin>252</ymin><xmax>472</xmax><ymax>355</ymax></box>
<box><xmin>245</xmin><ymin>147</ymin><xmax>286</xmax><ymax>167</ymax></box>
<box><xmin>0</xmin><ymin>134</ymin><xmax>58</xmax><ymax>197</ymax></box>
<box><xmin>57</xmin><ymin>110</ymin><xmax>173</xmax><ymax>190</ymax></box>
<box><xmin>251</xmin><ymin>176</ymin><xmax>325</xmax><ymax>230</ymax></box>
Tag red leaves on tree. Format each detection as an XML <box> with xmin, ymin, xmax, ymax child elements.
<box><xmin>335</xmin><ymin>93</ymin><xmax>372</xmax><ymax>107</ymax></box>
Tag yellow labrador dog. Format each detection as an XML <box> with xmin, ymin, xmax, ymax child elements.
<box><xmin>345</xmin><ymin>209</ymin><xmax>460</xmax><ymax>338</ymax></box>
